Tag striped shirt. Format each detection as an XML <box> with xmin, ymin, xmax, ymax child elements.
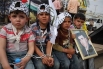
<box><xmin>0</xmin><ymin>23</ymin><xmax>35</xmax><ymax>53</ymax></box>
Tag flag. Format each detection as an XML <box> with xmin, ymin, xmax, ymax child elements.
<box><xmin>48</xmin><ymin>0</ymin><xmax>57</xmax><ymax>26</ymax></box>
<box><xmin>48</xmin><ymin>0</ymin><xmax>58</xmax><ymax>44</ymax></box>
<box><xmin>22</xmin><ymin>0</ymin><xmax>27</xmax><ymax>3</ymax></box>
<box><xmin>25</xmin><ymin>0</ymin><xmax>38</xmax><ymax>11</ymax></box>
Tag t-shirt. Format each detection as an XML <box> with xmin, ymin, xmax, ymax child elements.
<box><xmin>53</xmin><ymin>0</ymin><xmax>62</xmax><ymax>10</ymax></box>
<box><xmin>30</xmin><ymin>22</ymin><xmax>51</xmax><ymax>47</ymax></box>
<box><xmin>67</xmin><ymin>0</ymin><xmax>80</xmax><ymax>14</ymax></box>
<box><xmin>0</xmin><ymin>23</ymin><xmax>35</xmax><ymax>53</ymax></box>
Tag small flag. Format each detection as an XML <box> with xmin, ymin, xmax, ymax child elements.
<box><xmin>22</xmin><ymin>0</ymin><xmax>28</xmax><ymax>3</ymax></box>
<box><xmin>48</xmin><ymin>0</ymin><xmax>58</xmax><ymax>44</ymax></box>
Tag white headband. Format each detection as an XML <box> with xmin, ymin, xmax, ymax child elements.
<box><xmin>54</xmin><ymin>12</ymin><xmax>72</xmax><ymax>28</ymax></box>
<box><xmin>37</xmin><ymin>3</ymin><xmax>50</xmax><ymax>14</ymax></box>
<box><xmin>9</xmin><ymin>1</ymin><xmax>29</xmax><ymax>16</ymax></box>
<box><xmin>50</xmin><ymin>12</ymin><xmax>72</xmax><ymax>44</ymax></box>
<box><xmin>57</xmin><ymin>12</ymin><xmax>71</xmax><ymax>25</ymax></box>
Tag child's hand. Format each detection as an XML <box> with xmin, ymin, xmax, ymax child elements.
<box><xmin>4</xmin><ymin>66</ymin><xmax>13</xmax><ymax>69</ymax></box>
<box><xmin>69</xmin><ymin>48</ymin><xmax>75</xmax><ymax>55</ymax></box>
<box><xmin>72</xmin><ymin>34</ymin><xmax>76</xmax><ymax>39</ymax></box>
<box><xmin>4</xmin><ymin>68</ymin><xmax>12</xmax><ymax>69</ymax></box>
<box><xmin>66</xmin><ymin>48</ymin><xmax>75</xmax><ymax>55</ymax></box>
<box><xmin>67</xmin><ymin>54</ymin><xmax>72</xmax><ymax>59</ymax></box>
<box><xmin>42</xmin><ymin>56</ymin><xmax>48</xmax><ymax>65</ymax></box>
<box><xmin>15</xmin><ymin>58</ymin><xmax>28</xmax><ymax>69</ymax></box>
<box><xmin>47</xmin><ymin>57</ymin><xmax>54</xmax><ymax>67</ymax></box>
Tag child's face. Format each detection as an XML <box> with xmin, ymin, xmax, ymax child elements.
<box><xmin>73</xmin><ymin>18</ymin><xmax>85</xmax><ymax>29</ymax></box>
<box><xmin>61</xmin><ymin>17</ymin><xmax>71</xmax><ymax>30</ymax></box>
<box><xmin>9</xmin><ymin>13</ymin><xmax>28</xmax><ymax>29</ymax></box>
<box><xmin>37</xmin><ymin>12</ymin><xmax>50</xmax><ymax>25</ymax></box>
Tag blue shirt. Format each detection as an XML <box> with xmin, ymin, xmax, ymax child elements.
<box><xmin>31</xmin><ymin>22</ymin><xmax>51</xmax><ymax>47</ymax></box>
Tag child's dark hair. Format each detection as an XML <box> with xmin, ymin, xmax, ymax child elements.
<box><xmin>74</xmin><ymin>13</ymin><xmax>86</xmax><ymax>21</ymax></box>
<box><xmin>10</xmin><ymin>10</ymin><xmax>26</xmax><ymax>15</ymax></box>
<box><xmin>52</xmin><ymin>0</ymin><xmax>55</xmax><ymax>2</ymax></box>
<box><xmin>40</xmin><ymin>5</ymin><xmax>45</xmax><ymax>9</ymax></box>
<box><xmin>15</xmin><ymin>2</ymin><xmax>20</xmax><ymax>7</ymax></box>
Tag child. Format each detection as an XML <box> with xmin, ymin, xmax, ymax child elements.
<box><xmin>70</xmin><ymin>13</ymin><xmax>95</xmax><ymax>69</ymax></box>
<box><xmin>31</xmin><ymin>4</ymin><xmax>60</xmax><ymax>69</ymax></box>
<box><xmin>53</xmin><ymin>12</ymin><xmax>80</xmax><ymax>69</ymax></box>
<box><xmin>0</xmin><ymin>1</ymin><xmax>35</xmax><ymax>69</ymax></box>
<box><xmin>70</xmin><ymin>13</ymin><xmax>87</xmax><ymax>30</ymax></box>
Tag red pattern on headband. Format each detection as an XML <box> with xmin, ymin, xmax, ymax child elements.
<box><xmin>22</xmin><ymin>0</ymin><xmax>27</xmax><ymax>3</ymax></box>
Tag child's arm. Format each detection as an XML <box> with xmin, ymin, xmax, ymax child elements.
<box><xmin>16</xmin><ymin>41</ymin><xmax>35</xmax><ymax>69</ymax></box>
<box><xmin>24</xmin><ymin>41</ymin><xmax>35</xmax><ymax>60</ymax></box>
<box><xmin>53</xmin><ymin>43</ymin><xmax>64</xmax><ymax>52</ymax></box>
<box><xmin>46</xmin><ymin>41</ymin><xmax>54</xmax><ymax>67</ymax></box>
<box><xmin>24</xmin><ymin>32</ymin><xmax>35</xmax><ymax>60</ymax></box>
<box><xmin>0</xmin><ymin>27</ymin><xmax>12</xmax><ymax>69</ymax></box>
<box><xmin>53</xmin><ymin>43</ymin><xmax>75</xmax><ymax>55</ymax></box>
<box><xmin>35</xmin><ymin>44</ymin><xmax>45</xmax><ymax>57</ymax></box>
<box><xmin>0</xmin><ymin>38</ymin><xmax>12</xmax><ymax>69</ymax></box>
<box><xmin>46</xmin><ymin>41</ymin><xmax>52</xmax><ymax>57</ymax></box>
<box><xmin>16</xmin><ymin>31</ymin><xmax>35</xmax><ymax>69</ymax></box>
<box><xmin>35</xmin><ymin>45</ymin><xmax>49</xmax><ymax>65</ymax></box>
<box><xmin>69</xmin><ymin>32</ymin><xmax>74</xmax><ymax>48</ymax></box>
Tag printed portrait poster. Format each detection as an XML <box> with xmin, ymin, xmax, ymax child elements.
<box><xmin>71</xmin><ymin>29</ymin><xmax>98</xmax><ymax>60</ymax></box>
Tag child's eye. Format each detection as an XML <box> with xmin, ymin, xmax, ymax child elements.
<box><xmin>45</xmin><ymin>13</ymin><xmax>49</xmax><ymax>15</ymax></box>
<box><xmin>19</xmin><ymin>15</ymin><xmax>25</xmax><ymax>18</ymax></box>
<box><xmin>77</xmin><ymin>20</ymin><xmax>80</xmax><ymax>22</ymax></box>
<box><xmin>68</xmin><ymin>21</ymin><xmax>71</xmax><ymax>23</ymax></box>
<box><xmin>12</xmin><ymin>15</ymin><xmax>17</xmax><ymax>18</ymax></box>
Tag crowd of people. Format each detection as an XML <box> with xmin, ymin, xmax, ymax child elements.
<box><xmin>0</xmin><ymin>0</ymin><xmax>96</xmax><ymax>69</ymax></box>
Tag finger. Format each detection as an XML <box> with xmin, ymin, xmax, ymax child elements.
<box><xmin>48</xmin><ymin>64</ymin><xmax>53</xmax><ymax>67</ymax></box>
<box><xmin>42</xmin><ymin>61</ymin><xmax>46</xmax><ymax>64</ymax></box>
<box><xmin>45</xmin><ymin>59</ymin><xmax>49</xmax><ymax>63</ymax></box>
<box><xmin>49</xmin><ymin>63</ymin><xmax>54</xmax><ymax>66</ymax></box>
<box><xmin>50</xmin><ymin>60</ymin><xmax>54</xmax><ymax>65</ymax></box>
<box><xmin>68</xmin><ymin>54</ymin><xmax>71</xmax><ymax>58</ymax></box>
<box><xmin>15</xmin><ymin>63</ymin><xmax>21</xmax><ymax>67</ymax></box>
<box><xmin>18</xmin><ymin>65</ymin><xmax>24</xmax><ymax>69</ymax></box>
<box><xmin>47</xmin><ymin>61</ymin><xmax>53</xmax><ymax>67</ymax></box>
<box><xmin>17</xmin><ymin>62</ymin><xmax>25</xmax><ymax>68</ymax></box>
<box><xmin>49</xmin><ymin>59</ymin><xmax>54</xmax><ymax>66</ymax></box>
<box><xmin>50</xmin><ymin>62</ymin><xmax>54</xmax><ymax>66</ymax></box>
<box><xmin>42</xmin><ymin>60</ymin><xmax>47</xmax><ymax>64</ymax></box>
<box><xmin>70</xmin><ymin>55</ymin><xmax>72</xmax><ymax>58</ymax></box>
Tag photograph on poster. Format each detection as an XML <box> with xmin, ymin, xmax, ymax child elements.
<box><xmin>71</xmin><ymin>29</ymin><xmax>98</xmax><ymax>60</ymax></box>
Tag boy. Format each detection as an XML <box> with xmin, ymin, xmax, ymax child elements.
<box><xmin>53</xmin><ymin>12</ymin><xmax>80</xmax><ymax>69</ymax></box>
<box><xmin>31</xmin><ymin>4</ymin><xmax>60</xmax><ymax>69</ymax></box>
<box><xmin>70</xmin><ymin>13</ymin><xmax>87</xmax><ymax>31</ymax></box>
<box><xmin>0</xmin><ymin>1</ymin><xmax>35</xmax><ymax>69</ymax></box>
<box><xmin>70</xmin><ymin>13</ymin><xmax>95</xmax><ymax>69</ymax></box>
